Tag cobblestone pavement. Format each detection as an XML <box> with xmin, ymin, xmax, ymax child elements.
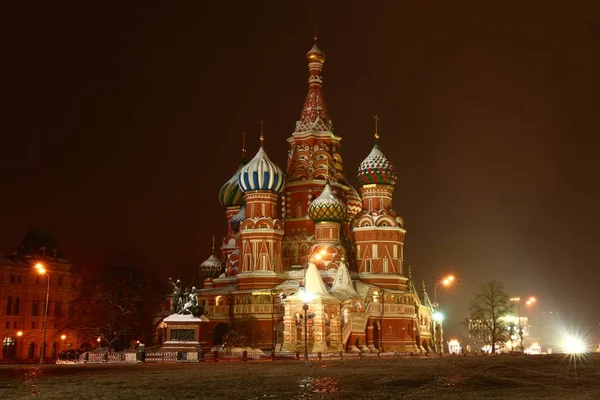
<box><xmin>1</xmin><ymin>354</ymin><xmax>599</xmax><ymax>400</ymax></box>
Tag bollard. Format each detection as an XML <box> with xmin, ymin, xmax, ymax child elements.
<box><xmin>295</xmin><ymin>351</ymin><xmax>300</xmax><ymax>360</ymax></box>
<box><xmin>243</xmin><ymin>350</ymin><xmax>248</xmax><ymax>361</ymax></box>
<box><xmin>199</xmin><ymin>350</ymin><xmax>204</xmax><ymax>362</ymax></box>
<box><xmin>177</xmin><ymin>351</ymin><xmax>183</xmax><ymax>361</ymax></box>
<box><xmin>377</xmin><ymin>351</ymin><xmax>381</xmax><ymax>357</ymax></box>
<box><xmin>213</xmin><ymin>350</ymin><xmax>219</xmax><ymax>362</ymax></box>
<box><xmin>271</xmin><ymin>350</ymin><xmax>275</xmax><ymax>360</ymax></box>
<box><xmin>317</xmin><ymin>351</ymin><xmax>321</xmax><ymax>361</ymax></box>
<box><xmin>339</xmin><ymin>350</ymin><xmax>343</xmax><ymax>359</ymax></box>
<box><xmin>358</xmin><ymin>351</ymin><xmax>362</xmax><ymax>359</ymax></box>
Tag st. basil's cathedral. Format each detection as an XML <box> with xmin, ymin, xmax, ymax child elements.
<box><xmin>186</xmin><ymin>38</ymin><xmax>437</xmax><ymax>354</ymax></box>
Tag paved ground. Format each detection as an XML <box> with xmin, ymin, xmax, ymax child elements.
<box><xmin>0</xmin><ymin>354</ymin><xmax>599</xmax><ymax>399</ymax></box>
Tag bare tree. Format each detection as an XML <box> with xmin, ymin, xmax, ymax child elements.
<box><xmin>71</xmin><ymin>252</ymin><xmax>161</xmax><ymax>351</ymax></box>
<box><xmin>464</xmin><ymin>280</ymin><xmax>513</xmax><ymax>353</ymax></box>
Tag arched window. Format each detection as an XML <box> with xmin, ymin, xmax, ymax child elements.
<box><xmin>296</xmin><ymin>201</ymin><xmax>302</xmax><ymax>217</ymax></box>
<box><xmin>32</xmin><ymin>301</ymin><xmax>39</xmax><ymax>316</ymax></box>
<box><xmin>382</xmin><ymin>258</ymin><xmax>389</xmax><ymax>273</ymax></box>
<box><xmin>365</xmin><ymin>259</ymin><xmax>371</xmax><ymax>273</ymax></box>
<box><xmin>6</xmin><ymin>297</ymin><xmax>12</xmax><ymax>315</ymax></box>
<box><xmin>28</xmin><ymin>342</ymin><xmax>35</xmax><ymax>359</ymax></box>
<box><xmin>58</xmin><ymin>276</ymin><xmax>63</xmax><ymax>287</ymax></box>
<box><xmin>68</xmin><ymin>302</ymin><xmax>73</xmax><ymax>318</ymax></box>
<box><xmin>14</xmin><ymin>297</ymin><xmax>20</xmax><ymax>315</ymax></box>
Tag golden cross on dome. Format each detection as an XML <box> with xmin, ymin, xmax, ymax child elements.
<box><xmin>373</xmin><ymin>114</ymin><xmax>380</xmax><ymax>143</ymax></box>
<box><xmin>241</xmin><ymin>131</ymin><xmax>247</xmax><ymax>160</ymax></box>
<box><xmin>211</xmin><ymin>234</ymin><xmax>215</xmax><ymax>255</ymax></box>
<box><xmin>313</xmin><ymin>22</ymin><xmax>318</xmax><ymax>44</ymax></box>
<box><xmin>259</xmin><ymin>120</ymin><xmax>265</xmax><ymax>146</ymax></box>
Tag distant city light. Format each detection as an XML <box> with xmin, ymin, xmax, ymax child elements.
<box><xmin>563</xmin><ymin>334</ymin><xmax>587</xmax><ymax>354</ymax></box>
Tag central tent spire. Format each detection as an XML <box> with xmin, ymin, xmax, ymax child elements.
<box><xmin>295</xmin><ymin>30</ymin><xmax>332</xmax><ymax>133</ymax></box>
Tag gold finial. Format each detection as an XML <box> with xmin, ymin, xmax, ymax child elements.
<box><xmin>373</xmin><ymin>114</ymin><xmax>380</xmax><ymax>144</ymax></box>
<box><xmin>313</xmin><ymin>22</ymin><xmax>318</xmax><ymax>44</ymax></box>
<box><xmin>259</xmin><ymin>120</ymin><xmax>264</xmax><ymax>146</ymax></box>
<box><xmin>211</xmin><ymin>234</ymin><xmax>215</xmax><ymax>255</ymax></box>
<box><xmin>241</xmin><ymin>131</ymin><xmax>247</xmax><ymax>160</ymax></box>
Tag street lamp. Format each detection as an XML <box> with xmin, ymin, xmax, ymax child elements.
<box><xmin>17</xmin><ymin>331</ymin><xmax>23</xmax><ymax>360</ymax></box>
<box><xmin>434</xmin><ymin>275</ymin><xmax>455</xmax><ymax>307</ymax></box>
<box><xmin>60</xmin><ymin>334</ymin><xmax>66</xmax><ymax>355</ymax></box>
<box><xmin>35</xmin><ymin>262</ymin><xmax>50</xmax><ymax>364</ymax></box>
<box><xmin>300</xmin><ymin>290</ymin><xmax>314</xmax><ymax>361</ymax></box>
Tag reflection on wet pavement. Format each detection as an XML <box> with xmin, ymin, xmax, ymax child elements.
<box><xmin>22</xmin><ymin>366</ymin><xmax>43</xmax><ymax>396</ymax></box>
<box><xmin>297</xmin><ymin>376</ymin><xmax>340</xmax><ymax>398</ymax></box>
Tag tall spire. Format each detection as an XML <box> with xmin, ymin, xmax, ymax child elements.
<box><xmin>259</xmin><ymin>120</ymin><xmax>265</xmax><ymax>147</ymax></box>
<box><xmin>373</xmin><ymin>114</ymin><xmax>380</xmax><ymax>144</ymax></box>
<box><xmin>295</xmin><ymin>30</ymin><xmax>332</xmax><ymax>133</ymax></box>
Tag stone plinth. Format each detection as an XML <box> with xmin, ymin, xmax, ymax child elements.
<box><xmin>159</xmin><ymin>313</ymin><xmax>209</xmax><ymax>352</ymax></box>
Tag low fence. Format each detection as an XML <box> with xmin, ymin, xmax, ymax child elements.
<box><xmin>70</xmin><ymin>349</ymin><xmax>431</xmax><ymax>364</ymax></box>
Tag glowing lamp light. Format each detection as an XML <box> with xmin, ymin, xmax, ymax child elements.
<box><xmin>60</xmin><ymin>334</ymin><xmax>66</xmax><ymax>340</ymax></box>
<box><xmin>35</xmin><ymin>263</ymin><xmax>46</xmax><ymax>274</ymax></box>
<box><xmin>17</xmin><ymin>331</ymin><xmax>23</xmax><ymax>337</ymax></box>
<box><xmin>563</xmin><ymin>334</ymin><xmax>587</xmax><ymax>354</ymax></box>
<box><xmin>300</xmin><ymin>289</ymin><xmax>315</xmax><ymax>304</ymax></box>
<box><xmin>97</xmin><ymin>337</ymin><xmax>102</xmax><ymax>344</ymax></box>
<box><xmin>432</xmin><ymin>312</ymin><xmax>444</xmax><ymax>322</ymax></box>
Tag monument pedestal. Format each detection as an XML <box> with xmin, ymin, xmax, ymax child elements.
<box><xmin>159</xmin><ymin>313</ymin><xmax>209</xmax><ymax>352</ymax></box>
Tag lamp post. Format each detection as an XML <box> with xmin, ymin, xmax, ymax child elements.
<box><xmin>510</xmin><ymin>296</ymin><xmax>537</xmax><ymax>353</ymax></box>
<box><xmin>17</xmin><ymin>330</ymin><xmax>23</xmax><ymax>360</ymax></box>
<box><xmin>432</xmin><ymin>275</ymin><xmax>455</xmax><ymax>353</ymax></box>
<box><xmin>60</xmin><ymin>334</ymin><xmax>66</xmax><ymax>356</ymax></box>
<box><xmin>303</xmin><ymin>302</ymin><xmax>309</xmax><ymax>361</ymax></box>
<box><xmin>35</xmin><ymin>263</ymin><xmax>50</xmax><ymax>365</ymax></box>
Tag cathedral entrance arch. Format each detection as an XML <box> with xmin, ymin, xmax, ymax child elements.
<box><xmin>422</xmin><ymin>340</ymin><xmax>430</xmax><ymax>352</ymax></box>
<box><xmin>373</xmin><ymin>322</ymin><xmax>380</xmax><ymax>349</ymax></box>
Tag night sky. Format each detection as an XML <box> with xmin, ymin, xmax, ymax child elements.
<box><xmin>3</xmin><ymin>1</ymin><xmax>599</xmax><ymax>338</ymax></box>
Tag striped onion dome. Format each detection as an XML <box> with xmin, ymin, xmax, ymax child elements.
<box><xmin>229</xmin><ymin>205</ymin><xmax>246</xmax><ymax>232</ymax></box>
<box><xmin>238</xmin><ymin>146</ymin><xmax>285</xmax><ymax>193</ymax></box>
<box><xmin>357</xmin><ymin>145</ymin><xmax>397</xmax><ymax>186</ymax></box>
<box><xmin>308</xmin><ymin>183</ymin><xmax>347</xmax><ymax>222</ymax></box>
<box><xmin>346</xmin><ymin>185</ymin><xmax>362</xmax><ymax>218</ymax></box>
<box><xmin>219</xmin><ymin>163</ymin><xmax>245</xmax><ymax>207</ymax></box>
<box><xmin>199</xmin><ymin>254</ymin><xmax>223</xmax><ymax>279</ymax></box>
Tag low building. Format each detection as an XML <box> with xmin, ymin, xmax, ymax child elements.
<box><xmin>0</xmin><ymin>230</ymin><xmax>82</xmax><ymax>361</ymax></box>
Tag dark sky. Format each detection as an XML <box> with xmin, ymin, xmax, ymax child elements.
<box><xmin>2</xmin><ymin>1</ymin><xmax>599</xmax><ymax>338</ymax></box>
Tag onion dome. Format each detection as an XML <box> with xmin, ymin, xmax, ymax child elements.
<box><xmin>308</xmin><ymin>183</ymin><xmax>347</xmax><ymax>222</ymax></box>
<box><xmin>357</xmin><ymin>145</ymin><xmax>398</xmax><ymax>186</ymax></box>
<box><xmin>219</xmin><ymin>163</ymin><xmax>245</xmax><ymax>207</ymax></box>
<box><xmin>219</xmin><ymin>132</ymin><xmax>248</xmax><ymax>207</ymax></box>
<box><xmin>346</xmin><ymin>186</ymin><xmax>362</xmax><ymax>218</ymax></box>
<box><xmin>230</xmin><ymin>205</ymin><xmax>246</xmax><ymax>232</ymax></box>
<box><xmin>238</xmin><ymin>146</ymin><xmax>285</xmax><ymax>193</ymax></box>
<box><xmin>306</xmin><ymin>43</ymin><xmax>326</xmax><ymax>63</ymax></box>
<box><xmin>198</xmin><ymin>236</ymin><xmax>224</xmax><ymax>279</ymax></box>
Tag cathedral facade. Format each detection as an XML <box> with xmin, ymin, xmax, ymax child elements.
<box><xmin>194</xmin><ymin>39</ymin><xmax>435</xmax><ymax>353</ymax></box>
